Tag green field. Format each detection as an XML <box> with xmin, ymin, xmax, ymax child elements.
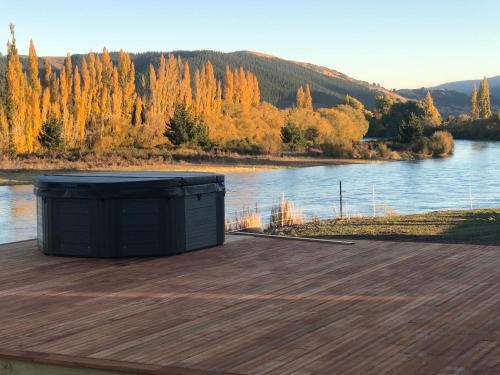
<box><xmin>274</xmin><ymin>209</ymin><xmax>500</xmax><ymax>245</ymax></box>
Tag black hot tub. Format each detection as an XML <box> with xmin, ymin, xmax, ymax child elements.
<box><xmin>34</xmin><ymin>172</ymin><xmax>225</xmax><ymax>257</ymax></box>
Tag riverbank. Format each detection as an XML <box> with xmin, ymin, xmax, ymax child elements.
<box><xmin>272</xmin><ymin>209</ymin><xmax>500</xmax><ymax>245</ymax></box>
<box><xmin>0</xmin><ymin>151</ymin><xmax>383</xmax><ymax>185</ymax></box>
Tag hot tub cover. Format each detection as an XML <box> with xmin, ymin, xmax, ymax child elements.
<box><xmin>34</xmin><ymin>171</ymin><xmax>225</xmax><ymax>199</ymax></box>
<box><xmin>34</xmin><ymin>172</ymin><xmax>225</xmax><ymax>257</ymax></box>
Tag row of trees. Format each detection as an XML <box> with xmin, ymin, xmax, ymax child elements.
<box><xmin>0</xmin><ymin>25</ymin><xmax>370</xmax><ymax>156</ymax></box>
<box><xmin>470</xmin><ymin>78</ymin><xmax>492</xmax><ymax>119</ymax></box>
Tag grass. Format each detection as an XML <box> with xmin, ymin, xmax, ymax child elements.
<box><xmin>273</xmin><ymin>209</ymin><xmax>500</xmax><ymax>245</ymax></box>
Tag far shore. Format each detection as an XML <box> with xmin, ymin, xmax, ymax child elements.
<box><xmin>0</xmin><ymin>155</ymin><xmax>386</xmax><ymax>186</ymax></box>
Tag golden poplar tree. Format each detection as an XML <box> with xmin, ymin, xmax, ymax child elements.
<box><xmin>6</xmin><ymin>24</ymin><xmax>28</xmax><ymax>153</ymax></box>
<box><xmin>117</xmin><ymin>50</ymin><xmax>136</xmax><ymax>120</ymax></box>
<box><xmin>296</xmin><ymin>86</ymin><xmax>305</xmax><ymax>109</ymax></box>
<box><xmin>304</xmin><ymin>84</ymin><xmax>313</xmax><ymax>110</ymax></box>
<box><xmin>238</xmin><ymin>67</ymin><xmax>251</xmax><ymax>110</ymax></box>
<box><xmin>26</xmin><ymin>39</ymin><xmax>42</xmax><ymax>151</ymax></box>
<box><xmin>478</xmin><ymin>77</ymin><xmax>492</xmax><ymax>119</ymax></box>
<box><xmin>471</xmin><ymin>84</ymin><xmax>479</xmax><ymax>120</ymax></box>
<box><xmin>422</xmin><ymin>91</ymin><xmax>441</xmax><ymax>125</ymax></box>
<box><xmin>132</xmin><ymin>97</ymin><xmax>143</xmax><ymax>125</ymax></box>
<box><xmin>223</xmin><ymin>66</ymin><xmax>234</xmax><ymax>104</ymax></box>
<box><xmin>73</xmin><ymin>66</ymin><xmax>86</xmax><ymax>143</ymax></box>
<box><xmin>179</xmin><ymin>62</ymin><xmax>192</xmax><ymax>108</ymax></box>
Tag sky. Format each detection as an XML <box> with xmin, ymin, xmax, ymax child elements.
<box><xmin>1</xmin><ymin>0</ymin><xmax>499</xmax><ymax>89</ymax></box>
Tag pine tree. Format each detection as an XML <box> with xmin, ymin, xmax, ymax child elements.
<box><xmin>478</xmin><ymin>77</ymin><xmax>492</xmax><ymax>119</ymax></box>
<box><xmin>422</xmin><ymin>91</ymin><xmax>441</xmax><ymax>126</ymax></box>
<box><xmin>471</xmin><ymin>84</ymin><xmax>479</xmax><ymax>120</ymax></box>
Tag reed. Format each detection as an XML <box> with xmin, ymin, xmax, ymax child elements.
<box><xmin>269</xmin><ymin>197</ymin><xmax>303</xmax><ymax>229</ymax></box>
<box><xmin>225</xmin><ymin>205</ymin><xmax>263</xmax><ymax>232</ymax></box>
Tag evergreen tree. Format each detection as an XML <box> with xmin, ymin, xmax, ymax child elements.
<box><xmin>38</xmin><ymin>118</ymin><xmax>64</xmax><ymax>152</ymax></box>
<box><xmin>422</xmin><ymin>91</ymin><xmax>441</xmax><ymax>126</ymax></box>
<box><xmin>478</xmin><ymin>77</ymin><xmax>492</xmax><ymax>118</ymax></box>
<box><xmin>164</xmin><ymin>104</ymin><xmax>208</xmax><ymax>146</ymax></box>
<box><xmin>471</xmin><ymin>84</ymin><xmax>479</xmax><ymax>120</ymax></box>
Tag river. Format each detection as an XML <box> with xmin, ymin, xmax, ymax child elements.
<box><xmin>2</xmin><ymin>140</ymin><xmax>500</xmax><ymax>244</ymax></box>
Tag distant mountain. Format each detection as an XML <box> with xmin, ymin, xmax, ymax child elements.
<box><xmin>397</xmin><ymin>87</ymin><xmax>500</xmax><ymax>117</ymax></box>
<box><xmin>433</xmin><ymin>76</ymin><xmax>500</xmax><ymax>98</ymax></box>
<box><xmin>1</xmin><ymin>50</ymin><xmax>402</xmax><ymax>110</ymax></box>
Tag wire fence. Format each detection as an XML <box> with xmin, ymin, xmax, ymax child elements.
<box><xmin>225</xmin><ymin>181</ymin><xmax>500</xmax><ymax>233</ymax></box>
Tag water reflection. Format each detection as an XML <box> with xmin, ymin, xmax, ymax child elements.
<box><xmin>0</xmin><ymin>185</ymin><xmax>36</xmax><ymax>243</ymax></box>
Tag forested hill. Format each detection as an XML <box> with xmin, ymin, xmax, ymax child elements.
<box><xmin>0</xmin><ymin>50</ymin><xmax>401</xmax><ymax>110</ymax></box>
<box><xmin>433</xmin><ymin>76</ymin><xmax>500</xmax><ymax>98</ymax></box>
<box><xmin>397</xmin><ymin>88</ymin><xmax>500</xmax><ymax>117</ymax></box>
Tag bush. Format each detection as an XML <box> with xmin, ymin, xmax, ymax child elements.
<box><xmin>320</xmin><ymin>141</ymin><xmax>354</xmax><ymax>158</ymax></box>
<box><xmin>222</xmin><ymin>138</ymin><xmax>262</xmax><ymax>155</ymax></box>
<box><xmin>375</xmin><ymin>143</ymin><xmax>392</xmax><ymax>158</ymax></box>
<box><xmin>429</xmin><ymin>131</ymin><xmax>454</xmax><ymax>156</ymax></box>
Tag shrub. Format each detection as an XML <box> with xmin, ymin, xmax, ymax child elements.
<box><xmin>222</xmin><ymin>138</ymin><xmax>262</xmax><ymax>155</ymax></box>
<box><xmin>429</xmin><ymin>131</ymin><xmax>454</xmax><ymax>156</ymax></box>
<box><xmin>375</xmin><ymin>143</ymin><xmax>391</xmax><ymax>158</ymax></box>
<box><xmin>410</xmin><ymin>136</ymin><xmax>430</xmax><ymax>156</ymax></box>
<box><xmin>320</xmin><ymin>141</ymin><xmax>354</xmax><ymax>158</ymax></box>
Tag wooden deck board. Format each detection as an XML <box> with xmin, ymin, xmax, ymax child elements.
<box><xmin>1</xmin><ymin>237</ymin><xmax>500</xmax><ymax>374</ymax></box>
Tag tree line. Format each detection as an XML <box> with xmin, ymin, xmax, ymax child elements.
<box><xmin>0</xmin><ymin>25</ymin><xmax>371</xmax><ymax>157</ymax></box>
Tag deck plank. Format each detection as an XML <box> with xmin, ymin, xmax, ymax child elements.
<box><xmin>1</xmin><ymin>237</ymin><xmax>500</xmax><ymax>374</ymax></box>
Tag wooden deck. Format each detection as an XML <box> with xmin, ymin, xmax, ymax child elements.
<box><xmin>1</xmin><ymin>236</ymin><xmax>500</xmax><ymax>374</ymax></box>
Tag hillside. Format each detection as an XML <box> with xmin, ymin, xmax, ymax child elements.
<box><xmin>433</xmin><ymin>76</ymin><xmax>500</xmax><ymax>98</ymax></box>
<box><xmin>397</xmin><ymin>88</ymin><xmax>500</xmax><ymax>117</ymax></box>
<box><xmin>0</xmin><ymin>50</ymin><xmax>401</xmax><ymax>110</ymax></box>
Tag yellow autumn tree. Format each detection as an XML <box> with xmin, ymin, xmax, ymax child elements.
<box><xmin>6</xmin><ymin>24</ymin><xmax>28</xmax><ymax>153</ymax></box>
<box><xmin>422</xmin><ymin>91</ymin><xmax>441</xmax><ymax>126</ymax></box>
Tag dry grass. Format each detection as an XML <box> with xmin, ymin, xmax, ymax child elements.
<box><xmin>226</xmin><ymin>206</ymin><xmax>263</xmax><ymax>233</ymax></box>
<box><xmin>269</xmin><ymin>198</ymin><xmax>304</xmax><ymax>230</ymax></box>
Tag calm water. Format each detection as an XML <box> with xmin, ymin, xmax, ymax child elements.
<box><xmin>2</xmin><ymin>140</ymin><xmax>500</xmax><ymax>244</ymax></box>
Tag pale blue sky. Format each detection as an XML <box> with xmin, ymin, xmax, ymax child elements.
<box><xmin>1</xmin><ymin>0</ymin><xmax>499</xmax><ymax>89</ymax></box>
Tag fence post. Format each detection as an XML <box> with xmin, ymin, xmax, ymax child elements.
<box><xmin>469</xmin><ymin>186</ymin><xmax>473</xmax><ymax>210</ymax></box>
<box><xmin>339</xmin><ymin>181</ymin><xmax>343</xmax><ymax>219</ymax></box>
<box><xmin>372</xmin><ymin>184</ymin><xmax>376</xmax><ymax>217</ymax></box>
<box><xmin>281</xmin><ymin>192</ymin><xmax>285</xmax><ymax>227</ymax></box>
